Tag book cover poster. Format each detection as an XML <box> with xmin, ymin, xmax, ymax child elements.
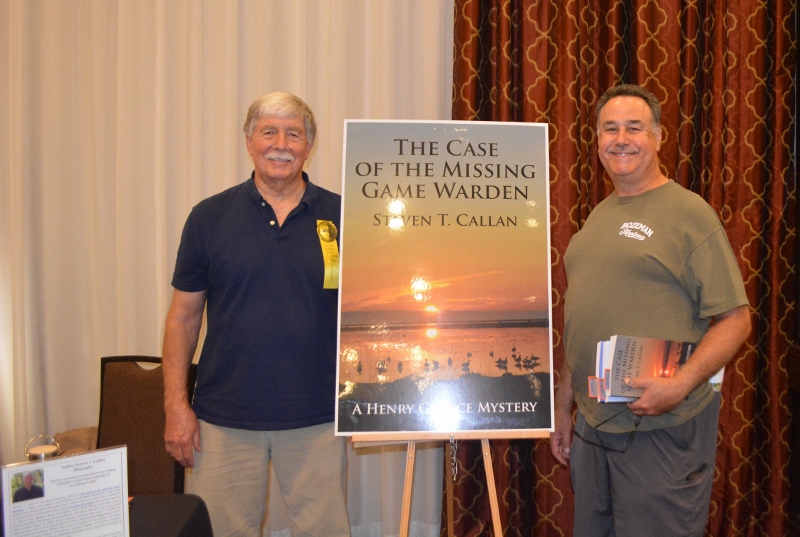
<box><xmin>335</xmin><ymin>120</ymin><xmax>553</xmax><ymax>435</ymax></box>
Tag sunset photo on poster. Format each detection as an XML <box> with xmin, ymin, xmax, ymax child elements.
<box><xmin>335</xmin><ymin>121</ymin><xmax>553</xmax><ymax>435</ymax></box>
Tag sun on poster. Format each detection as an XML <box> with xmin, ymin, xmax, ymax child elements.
<box><xmin>335</xmin><ymin>120</ymin><xmax>553</xmax><ymax>437</ymax></box>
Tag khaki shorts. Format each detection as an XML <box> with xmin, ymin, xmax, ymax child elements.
<box><xmin>187</xmin><ymin>420</ymin><xmax>350</xmax><ymax>537</ymax></box>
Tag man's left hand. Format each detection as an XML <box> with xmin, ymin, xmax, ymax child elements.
<box><xmin>626</xmin><ymin>376</ymin><xmax>692</xmax><ymax>416</ymax></box>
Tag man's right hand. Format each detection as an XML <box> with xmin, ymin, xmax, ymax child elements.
<box><xmin>550</xmin><ymin>360</ymin><xmax>575</xmax><ymax>466</ymax></box>
<box><xmin>550</xmin><ymin>407</ymin><xmax>573</xmax><ymax>466</ymax></box>
<box><xmin>165</xmin><ymin>404</ymin><xmax>201</xmax><ymax>468</ymax></box>
<box><xmin>162</xmin><ymin>288</ymin><xmax>206</xmax><ymax>468</ymax></box>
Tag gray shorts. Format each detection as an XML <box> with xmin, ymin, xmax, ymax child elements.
<box><xmin>570</xmin><ymin>393</ymin><xmax>720</xmax><ymax>537</ymax></box>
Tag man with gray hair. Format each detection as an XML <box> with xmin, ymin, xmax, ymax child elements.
<box><xmin>163</xmin><ymin>92</ymin><xmax>349</xmax><ymax>536</ymax></box>
<box><xmin>550</xmin><ymin>84</ymin><xmax>751</xmax><ymax>535</ymax></box>
<box><xmin>13</xmin><ymin>472</ymin><xmax>44</xmax><ymax>502</ymax></box>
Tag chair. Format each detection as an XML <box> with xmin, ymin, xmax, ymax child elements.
<box><xmin>95</xmin><ymin>356</ymin><xmax>197</xmax><ymax>495</ymax></box>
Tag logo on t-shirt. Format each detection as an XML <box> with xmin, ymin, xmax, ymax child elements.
<box><xmin>618</xmin><ymin>221</ymin><xmax>653</xmax><ymax>241</ymax></box>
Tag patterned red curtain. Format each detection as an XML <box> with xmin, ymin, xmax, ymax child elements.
<box><xmin>447</xmin><ymin>0</ymin><xmax>797</xmax><ymax>535</ymax></box>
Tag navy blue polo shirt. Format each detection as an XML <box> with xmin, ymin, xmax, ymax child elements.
<box><xmin>172</xmin><ymin>172</ymin><xmax>341</xmax><ymax>430</ymax></box>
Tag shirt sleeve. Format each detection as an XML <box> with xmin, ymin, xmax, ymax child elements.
<box><xmin>171</xmin><ymin>209</ymin><xmax>210</xmax><ymax>292</ymax></box>
<box><xmin>681</xmin><ymin>227</ymin><xmax>749</xmax><ymax>319</ymax></box>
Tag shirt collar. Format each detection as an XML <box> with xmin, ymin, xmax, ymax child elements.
<box><xmin>245</xmin><ymin>171</ymin><xmax>316</xmax><ymax>208</ymax></box>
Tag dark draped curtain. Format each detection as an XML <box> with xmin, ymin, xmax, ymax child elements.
<box><xmin>446</xmin><ymin>0</ymin><xmax>796</xmax><ymax>535</ymax></box>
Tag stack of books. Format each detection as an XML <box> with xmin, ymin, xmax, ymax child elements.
<box><xmin>588</xmin><ymin>335</ymin><xmax>723</xmax><ymax>403</ymax></box>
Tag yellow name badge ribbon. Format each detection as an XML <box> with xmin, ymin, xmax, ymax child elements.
<box><xmin>316</xmin><ymin>220</ymin><xmax>339</xmax><ymax>289</ymax></box>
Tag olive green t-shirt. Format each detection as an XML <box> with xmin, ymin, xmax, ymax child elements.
<box><xmin>564</xmin><ymin>180</ymin><xmax>748</xmax><ymax>432</ymax></box>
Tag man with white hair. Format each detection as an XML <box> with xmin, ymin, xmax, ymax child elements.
<box><xmin>13</xmin><ymin>472</ymin><xmax>44</xmax><ymax>502</ymax></box>
<box><xmin>163</xmin><ymin>92</ymin><xmax>349</xmax><ymax>536</ymax></box>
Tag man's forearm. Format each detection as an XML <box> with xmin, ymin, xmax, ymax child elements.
<box><xmin>162</xmin><ymin>290</ymin><xmax>205</xmax><ymax>409</ymax></box>
<box><xmin>554</xmin><ymin>359</ymin><xmax>575</xmax><ymax>414</ymax></box>
<box><xmin>673</xmin><ymin>304</ymin><xmax>751</xmax><ymax>395</ymax></box>
<box><xmin>550</xmin><ymin>358</ymin><xmax>575</xmax><ymax>464</ymax></box>
<box><xmin>163</xmin><ymin>323</ymin><xmax>198</xmax><ymax>409</ymax></box>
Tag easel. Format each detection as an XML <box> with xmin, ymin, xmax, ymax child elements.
<box><xmin>353</xmin><ymin>430</ymin><xmax>549</xmax><ymax>537</ymax></box>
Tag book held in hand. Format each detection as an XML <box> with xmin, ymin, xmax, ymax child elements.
<box><xmin>588</xmin><ymin>335</ymin><xmax>724</xmax><ymax>403</ymax></box>
<box><xmin>591</xmin><ymin>339</ymin><xmax>639</xmax><ymax>403</ymax></box>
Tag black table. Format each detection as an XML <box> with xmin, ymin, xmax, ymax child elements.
<box><xmin>129</xmin><ymin>493</ymin><xmax>213</xmax><ymax>537</ymax></box>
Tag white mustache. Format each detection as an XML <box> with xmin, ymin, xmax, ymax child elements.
<box><xmin>266</xmin><ymin>151</ymin><xmax>295</xmax><ymax>162</ymax></box>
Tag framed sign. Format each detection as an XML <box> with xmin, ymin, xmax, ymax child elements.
<box><xmin>335</xmin><ymin>120</ymin><xmax>553</xmax><ymax>437</ymax></box>
<box><xmin>2</xmin><ymin>446</ymin><xmax>129</xmax><ymax>536</ymax></box>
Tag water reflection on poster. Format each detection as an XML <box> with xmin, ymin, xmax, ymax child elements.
<box><xmin>335</xmin><ymin>121</ymin><xmax>553</xmax><ymax>435</ymax></box>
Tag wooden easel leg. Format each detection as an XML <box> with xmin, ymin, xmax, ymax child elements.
<box><xmin>445</xmin><ymin>441</ymin><xmax>455</xmax><ymax>537</ymax></box>
<box><xmin>399</xmin><ymin>440</ymin><xmax>416</xmax><ymax>537</ymax></box>
<box><xmin>481</xmin><ymin>438</ymin><xmax>503</xmax><ymax>536</ymax></box>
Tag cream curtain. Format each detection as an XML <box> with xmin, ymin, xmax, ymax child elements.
<box><xmin>0</xmin><ymin>1</ymin><xmax>453</xmax><ymax>534</ymax></box>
